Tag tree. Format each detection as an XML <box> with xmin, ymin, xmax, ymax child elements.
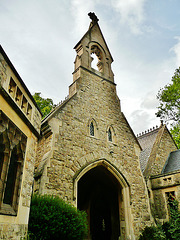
<box><xmin>33</xmin><ymin>92</ymin><xmax>54</xmax><ymax>118</ymax></box>
<box><xmin>170</xmin><ymin>125</ymin><xmax>180</xmax><ymax>149</ymax></box>
<box><xmin>156</xmin><ymin>67</ymin><xmax>180</xmax><ymax>148</ymax></box>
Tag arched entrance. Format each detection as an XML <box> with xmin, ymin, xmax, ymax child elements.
<box><xmin>78</xmin><ymin>165</ymin><xmax>121</xmax><ymax>240</ymax></box>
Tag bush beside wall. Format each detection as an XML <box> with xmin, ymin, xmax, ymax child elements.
<box><xmin>28</xmin><ymin>194</ymin><xmax>88</xmax><ymax>240</ymax></box>
<box><xmin>139</xmin><ymin>199</ymin><xmax>180</xmax><ymax>240</ymax></box>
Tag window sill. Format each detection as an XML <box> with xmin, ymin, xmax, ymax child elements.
<box><xmin>89</xmin><ymin>135</ymin><xmax>99</xmax><ymax>140</ymax></box>
<box><xmin>107</xmin><ymin>141</ymin><xmax>117</xmax><ymax>146</ymax></box>
<box><xmin>0</xmin><ymin>203</ymin><xmax>17</xmax><ymax>216</ymax></box>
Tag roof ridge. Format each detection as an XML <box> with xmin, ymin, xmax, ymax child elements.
<box><xmin>137</xmin><ymin>120</ymin><xmax>164</xmax><ymax>138</ymax></box>
<box><xmin>143</xmin><ymin>125</ymin><xmax>166</xmax><ymax>177</ymax></box>
<box><xmin>41</xmin><ymin>94</ymin><xmax>70</xmax><ymax>123</ymax></box>
<box><xmin>137</xmin><ymin>125</ymin><xmax>159</xmax><ymax>138</ymax></box>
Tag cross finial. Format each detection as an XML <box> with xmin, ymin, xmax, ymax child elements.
<box><xmin>88</xmin><ymin>12</ymin><xmax>99</xmax><ymax>24</ymax></box>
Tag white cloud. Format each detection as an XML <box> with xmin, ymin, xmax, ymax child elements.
<box><xmin>70</xmin><ymin>0</ymin><xmax>96</xmax><ymax>36</ymax></box>
<box><xmin>1</xmin><ymin>0</ymin><xmax>179</xmax><ymax>134</ymax></box>
<box><xmin>111</xmin><ymin>0</ymin><xmax>146</xmax><ymax>35</ymax></box>
<box><xmin>128</xmin><ymin>108</ymin><xmax>160</xmax><ymax>134</ymax></box>
<box><xmin>170</xmin><ymin>36</ymin><xmax>180</xmax><ymax>67</ymax></box>
<box><xmin>121</xmin><ymin>93</ymin><xmax>160</xmax><ymax>134</ymax></box>
<box><xmin>129</xmin><ymin>109</ymin><xmax>151</xmax><ymax>134</ymax></box>
<box><xmin>141</xmin><ymin>92</ymin><xmax>159</xmax><ymax>110</ymax></box>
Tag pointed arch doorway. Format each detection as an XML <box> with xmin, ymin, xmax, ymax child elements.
<box><xmin>77</xmin><ymin>165</ymin><xmax>121</xmax><ymax>240</ymax></box>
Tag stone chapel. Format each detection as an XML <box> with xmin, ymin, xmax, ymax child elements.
<box><xmin>0</xmin><ymin>12</ymin><xmax>180</xmax><ymax>240</ymax></box>
<box><xmin>34</xmin><ymin>14</ymin><xmax>152</xmax><ymax>240</ymax></box>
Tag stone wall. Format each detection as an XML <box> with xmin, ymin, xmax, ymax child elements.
<box><xmin>36</xmin><ymin>68</ymin><xmax>152</xmax><ymax>239</ymax></box>
<box><xmin>0</xmin><ymin>114</ymin><xmax>38</xmax><ymax>239</ymax></box>
<box><xmin>21</xmin><ymin>136</ymin><xmax>38</xmax><ymax>208</ymax></box>
<box><xmin>35</xmin><ymin>133</ymin><xmax>52</xmax><ymax>169</ymax></box>
<box><xmin>0</xmin><ymin>53</ymin><xmax>7</xmax><ymax>85</ymax></box>
<box><xmin>149</xmin><ymin>171</ymin><xmax>180</xmax><ymax>222</ymax></box>
<box><xmin>0</xmin><ymin>48</ymin><xmax>42</xmax><ymax>135</ymax></box>
<box><xmin>34</xmin><ymin>133</ymin><xmax>53</xmax><ymax>194</ymax></box>
<box><xmin>0</xmin><ymin>224</ymin><xmax>27</xmax><ymax>240</ymax></box>
<box><xmin>144</xmin><ymin>126</ymin><xmax>177</xmax><ymax>178</ymax></box>
<box><xmin>0</xmin><ymin>46</ymin><xmax>41</xmax><ymax>239</ymax></box>
<box><xmin>155</xmin><ymin>128</ymin><xmax>177</xmax><ymax>174</ymax></box>
<box><xmin>0</xmin><ymin>117</ymin><xmax>39</xmax><ymax>239</ymax></box>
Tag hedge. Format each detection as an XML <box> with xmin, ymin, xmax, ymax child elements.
<box><xmin>28</xmin><ymin>194</ymin><xmax>88</xmax><ymax>240</ymax></box>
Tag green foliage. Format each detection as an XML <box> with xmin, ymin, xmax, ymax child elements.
<box><xmin>28</xmin><ymin>194</ymin><xmax>88</xmax><ymax>240</ymax></box>
<box><xmin>139</xmin><ymin>225</ymin><xmax>166</xmax><ymax>240</ymax></box>
<box><xmin>170</xmin><ymin>125</ymin><xmax>180</xmax><ymax>149</ymax></box>
<box><xmin>166</xmin><ymin>199</ymin><xmax>180</xmax><ymax>239</ymax></box>
<box><xmin>156</xmin><ymin>67</ymin><xmax>180</xmax><ymax>122</ymax></box>
<box><xmin>156</xmin><ymin>67</ymin><xmax>180</xmax><ymax>148</ymax></box>
<box><xmin>139</xmin><ymin>200</ymin><xmax>180</xmax><ymax>240</ymax></box>
<box><xmin>20</xmin><ymin>233</ymin><xmax>30</xmax><ymax>240</ymax></box>
<box><xmin>33</xmin><ymin>92</ymin><xmax>54</xmax><ymax>118</ymax></box>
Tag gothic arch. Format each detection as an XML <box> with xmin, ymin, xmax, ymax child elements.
<box><xmin>74</xmin><ymin>159</ymin><xmax>128</xmax><ymax>189</ymax></box>
<box><xmin>88</xmin><ymin>42</ymin><xmax>106</xmax><ymax>72</ymax></box>
<box><xmin>73</xmin><ymin>159</ymin><xmax>135</xmax><ymax>239</ymax></box>
<box><xmin>0</xmin><ymin>129</ymin><xmax>10</xmax><ymax>152</ymax></box>
<box><xmin>87</xmin><ymin>118</ymin><xmax>98</xmax><ymax>137</ymax></box>
<box><xmin>0</xmin><ymin>111</ymin><xmax>27</xmax><ymax>214</ymax></box>
<box><xmin>106</xmin><ymin>125</ymin><xmax>116</xmax><ymax>143</ymax></box>
<box><xmin>88</xmin><ymin>41</ymin><xmax>107</xmax><ymax>56</ymax></box>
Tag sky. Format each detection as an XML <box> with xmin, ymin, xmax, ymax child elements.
<box><xmin>1</xmin><ymin>0</ymin><xmax>180</xmax><ymax>134</ymax></box>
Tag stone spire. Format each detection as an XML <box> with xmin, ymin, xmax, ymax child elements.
<box><xmin>72</xmin><ymin>12</ymin><xmax>114</xmax><ymax>84</ymax></box>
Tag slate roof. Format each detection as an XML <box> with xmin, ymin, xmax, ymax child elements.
<box><xmin>137</xmin><ymin>127</ymin><xmax>159</xmax><ymax>172</ymax></box>
<box><xmin>162</xmin><ymin>149</ymin><xmax>180</xmax><ymax>174</ymax></box>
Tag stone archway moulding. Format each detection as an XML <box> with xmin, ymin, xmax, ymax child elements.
<box><xmin>73</xmin><ymin>158</ymin><xmax>135</xmax><ymax>240</ymax></box>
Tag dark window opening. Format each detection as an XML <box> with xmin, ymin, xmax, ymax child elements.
<box><xmin>90</xmin><ymin>122</ymin><xmax>94</xmax><ymax>136</ymax></box>
<box><xmin>166</xmin><ymin>191</ymin><xmax>175</xmax><ymax>208</ymax></box>
<box><xmin>108</xmin><ymin>128</ymin><xmax>112</xmax><ymax>142</ymax></box>
<box><xmin>8</xmin><ymin>78</ymin><xmax>16</xmax><ymax>98</ymax></box>
<box><xmin>166</xmin><ymin>191</ymin><xmax>175</xmax><ymax>202</ymax></box>
<box><xmin>3</xmin><ymin>147</ymin><xmax>18</xmax><ymax>205</ymax></box>
<box><xmin>0</xmin><ymin>151</ymin><xmax>4</xmax><ymax>177</ymax></box>
<box><xmin>0</xmin><ymin>134</ymin><xmax>5</xmax><ymax>177</ymax></box>
<box><xmin>0</xmin><ymin>111</ymin><xmax>27</xmax><ymax>215</ymax></box>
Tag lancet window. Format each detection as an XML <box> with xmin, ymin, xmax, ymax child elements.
<box><xmin>89</xmin><ymin>119</ymin><xmax>98</xmax><ymax>138</ymax></box>
<box><xmin>0</xmin><ymin>111</ymin><xmax>27</xmax><ymax>215</ymax></box>
<box><xmin>165</xmin><ymin>191</ymin><xmax>176</xmax><ymax>210</ymax></box>
<box><xmin>90</xmin><ymin>45</ymin><xmax>103</xmax><ymax>72</ymax></box>
<box><xmin>90</xmin><ymin>122</ymin><xmax>94</xmax><ymax>136</ymax></box>
<box><xmin>108</xmin><ymin>128</ymin><xmax>112</xmax><ymax>142</ymax></box>
<box><xmin>107</xmin><ymin>126</ymin><xmax>116</xmax><ymax>143</ymax></box>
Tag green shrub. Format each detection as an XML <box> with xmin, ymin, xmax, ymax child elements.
<box><xmin>139</xmin><ymin>199</ymin><xmax>180</xmax><ymax>240</ymax></box>
<box><xmin>139</xmin><ymin>225</ymin><xmax>166</xmax><ymax>240</ymax></box>
<box><xmin>139</xmin><ymin>226</ymin><xmax>157</xmax><ymax>240</ymax></box>
<box><xmin>165</xmin><ymin>199</ymin><xmax>180</xmax><ymax>239</ymax></box>
<box><xmin>28</xmin><ymin>194</ymin><xmax>88</xmax><ymax>240</ymax></box>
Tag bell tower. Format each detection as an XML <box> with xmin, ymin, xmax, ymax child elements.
<box><xmin>69</xmin><ymin>13</ymin><xmax>114</xmax><ymax>97</ymax></box>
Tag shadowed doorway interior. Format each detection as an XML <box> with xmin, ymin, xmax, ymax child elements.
<box><xmin>78</xmin><ymin>165</ymin><xmax>121</xmax><ymax>240</ymax></box>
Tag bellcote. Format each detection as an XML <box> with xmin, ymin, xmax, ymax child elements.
<box><xmin>73</xmin><ymin>13</ymin><xmax>114</xmax><ymax>83</ymax></box>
